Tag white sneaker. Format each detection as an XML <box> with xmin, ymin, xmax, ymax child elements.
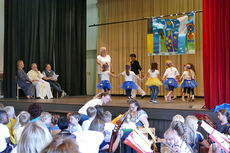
<box><xmin>151</xmin><ymin>100</ymin><xmax>158</xmax><ymax>104</ymax></box>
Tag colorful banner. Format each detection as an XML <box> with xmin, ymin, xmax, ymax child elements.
<box><xmin>147</xmin><ymin>13</ymin><xmax>195</xmax><ymax>55</ymax></box>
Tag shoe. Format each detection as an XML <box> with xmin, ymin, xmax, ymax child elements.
<box><xmin>151</xmin><ymin>100</ymin><xmax>158</xmax><ymax>104</ymax></box>
<box><xmin>191</xmin><ymin>95</ymin><xmax>195</xmax><ymax>101</ymax></box>
<box><xmin>164</xmin><ymin>96</ymin><xmax>168</xmax><ymax>102</ymax></box>
<box><xmin>182</xmin><ymin>96</ymin><xmax>185</xmax><ymax>102</ymax></box>
<box><xmin>141</xmin><ymin>95</ymin><xmax>146</xmax><ymax>99</ymax></box>
<box><xmin>61</xmin><ymin>91</ymin><xmax>66</xmax><ymax>98</ymax></box>
<box><xmin>172</xmin><ymin>95</ymin><xmax>177</xmax><ymax>100</ymax></box>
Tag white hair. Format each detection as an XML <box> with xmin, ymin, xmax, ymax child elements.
<box><xmin>4</xmin><ymin>106</ymin><xmax>15</xmax><ymax>119</ymax></box>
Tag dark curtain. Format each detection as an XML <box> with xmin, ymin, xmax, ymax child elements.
<box><xmin>203</xmin><ymin>0</ymin><xmax>230</xmax><ymax>109</ymax></box>
<box><xmin>4</xmin><ymin>0</ymin><xmax>86</xmax><ymax>98</ymax></box>
<box><xmin>55</xmin><ymin>0</ymin><xmax>86</xmax><ymax>95</ymax></box>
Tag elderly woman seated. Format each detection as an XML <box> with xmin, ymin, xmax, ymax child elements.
<box><xmin>27</xmin><ymin>63</ymin><xmax>53</xmax><ymax>99</ymax></box>
<box><xmin>17</xmin><ymin>60</ymin><xmax>34</xmax><ymax>99</ymax></box>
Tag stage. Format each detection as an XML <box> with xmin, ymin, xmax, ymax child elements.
<box><xmin>0</xmin><ymin>96</ymin><xmax>217</xmax><ymax>137</ymax></box>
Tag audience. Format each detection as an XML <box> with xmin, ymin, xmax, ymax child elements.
<box><xmin>57</xmin><ymin>117</ymin><xmax>76</xmax><ymax>139</ymax></box>
<box><xmin>216</xmin><ymin>109</ymin><xmax>230</xmax><ymax>134</ymax></box>
<box><xmin>50</xmin><ymin>114</ymin><xmax>61</xmax><ymax>136</ymax></box>
<box><xmin>103</xmin><ymin>111</ymin><xmax>114</xmax><ymax>143</ymax></box>
<box><xmin>0</xmin><ymin>103</ymin><xmax>4</xmax><ymax>109</ymax></box>
<box><xmin>0</xmin><ymin>110</ymin><xmax>11</xmax><ymax>153</ymax></box>
<box><xmin>13</xmin><ymin>111</ymin><xmax>30</xmax><ymax>144</ymax></box>
<box><xmin>69</xmin><ymin>112</ymin><xmax>82</xmax><ymax>133</ymax></box>
<box><xmin>184</xmin><ymin>115</ymin><xmax>209</xmax><ymax>153</ymax></box>
<box><xmin>82</xmin><ymin>106</ymin><xmax>96</xmax><ymax>131</ymax></box>
<box><xmin>41</xmin><ymin>136</ymin><xmax>79</xmax><ymax>153</ymax></box>
<box><xmin>74</xmin><ymin>118</ymin><xmax>105</xmax><ymax>153</ymax></box>
<box><xmin>40</xmin><ymin>112</ymin><xmax>52</xmax><ymax>130</ymax></box>
<box><xmin>164</xmin><ymin>121</ymin><xmax>192</xmax><ymax>153</ymax></box>
<box><xmin>4</xmin><ymin>106</ymin><xmax>16</xmax><ymax>144</ymax></box>
<box><xmin>27</xmin><ymin>103</ymin><xmax>43</xmax><ymax>122</ymax></box>
<box><xmin>12</xmin><ymin>121</ymin><xmax>52</xmax><ymax>153</ymax></box>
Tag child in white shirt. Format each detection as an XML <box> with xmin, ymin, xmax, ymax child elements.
<box><xmin>82</xmin><ymin>106</ymin><xmax>96</xmax><ymax>131</ymax></box>
<box><xmin>69</xmin><ymin>112</ymin><xmax>82</xmax><ymax>133</ymax></box>
<box><xmin>117</xmin><ymin>65</ymin><xmax>142</xmax><ymax>99</ymax></box>
<box><xmin>0</xmin><ymin>110</ymin><xmax>11</xmax><ymax>152</ymax></box>
<box><xmin>162</xmin><ymin>60</ymin><xmax>179</xmax><ymax>102</ymax></box>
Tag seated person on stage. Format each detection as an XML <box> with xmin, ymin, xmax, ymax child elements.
<box><xmin>27</xmin><ymin>63</ymin><xmax>53</xmax><ymax>99</ymax></box>
<box><xmin>42</xmin><ymin>64</ymin><xmax>66</xmax><ymax>98</ymax></box>
<box><xmin>17</xmin><ymin>60</ymin><xmax>34</xmax><ymax>99</ymax></box>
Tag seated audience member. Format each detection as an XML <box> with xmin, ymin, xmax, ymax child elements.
<box><xmin>27</xmin><ymin>63</ymin><xmax>53</xmax><ymax>99</ymax></box>
<box><xmin>82</xmin><ymin>106</ymin><xmax>96</xmax><ymax>131</ymax></box>
<box><xmin>41</xmin><ymin>136</ymin><xmax>80</xmax><ymax>153</ymax></box>
<box><xmin>216</xmin><ymin>109</ymin><xmax>230</xmax><ymax>134</ymax></box>
<box><xmin>42</xmin><ymin>64</ymin><xmax>66</xmax><ymax>98</ymax></box>
<box><xmin>0</xmin><ymin>110</ymin><xmax>11</xmax><ymax>153</ymax></box>
<box><xmin>50</xmin><ymin>114</ymin><xmax>61</xmax><ymax>136</ymax></box>
<box><xmin>57</xmin><ymin>117</ymin><xmax>76</xmax><ymax>139</ymax></box>
<box><xmin>11</xmin><ymin>121</ymin><xmax>52</xmax><ymax>153</ymax></box>
<box><xmin>164</xmin><ymin>121</ymin><xmax>192</xmax><ymax>153</ymax></box>
<box><xmin>4</xmin><ymin>106</ymin><xmax>16</xmax><ymax>144</ymax></box>
<box><xmin>27</xmin><ymin>103</ymin><xmax>43</xmax><ymax>122</ymax></box>
<box><xmin>0</xmin><ymin>103</ymin><xmax>4</xmax><ymax>109</ymax></box>
<box><xmin>74</xmin><ymin>118</ymin><xmax>105</xmax><ymax>153</ymax></box>
<box><xmin>40</xmin><ymin>112</ymin><xmax>52</xmax><ymax>130</ymax></box>
<box><xmin>13</xmin><ymin>111</ymin><xmax>30</xmax><ymax>144</ymax></box>
<box><xmin>127</xmin><ymin>99</ymin><xmax>149</xmax><ymax>128</ymax></box>
<box><xmin>78</xmin><ymin>92</ymin><xmax>111</xmax><ymax>122</ymax></box>
<box><xmin>172</xmin><ymin>114</ymin><xmax>185</xmax><ymax>124</ymax></box>
<box><xmin>99</xmin><ymin>111</ymin><xmax>123</xmax><ymax>153</ymax></box>
<box><xmin>69</xmin><ymin>112</ymin><xmax>82</xmax><ymax>133</ymax></box>
<box><xmin>17</xmin><ymin>60</ymin><xmax>34</xmax><ymax>99</ymax></box>
<box><xmin>95</xmin><ymin>105</ymin><xmax>105</xmax><ymax>121</ymax></box>
<box><xmin>185</xmin><ymin>115</ymin><xmax>209</xmax><ymax>153</ymax></box>
<box><xmin>103</xmin><ymin>111</ymin><xmax>114</xmax><ymax>142</ymax></box>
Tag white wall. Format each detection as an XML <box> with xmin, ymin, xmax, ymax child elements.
<box><xmin>0</xmin><ymin>0</ymin><xmax>4</xmax><ymax>72</ymax></box>
<box><xmin>86</xmin><ymin>0</ymin><xmax>98</xmax><ymax>95</ymax></box>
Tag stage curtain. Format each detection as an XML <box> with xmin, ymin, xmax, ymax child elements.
<box><xmin>4</xmin><ymin>0</ymin><xmax>86</xmax><ymax>98</ymax></box>
<box><xmin>203</xmin><ymin>0</ymin><xmax>230</xmax><ymax>109</ymax></box>
<box><xmin>97</xmin><ymin>0</ymin><xmax>203</xmax><ymax>96</ymax></box>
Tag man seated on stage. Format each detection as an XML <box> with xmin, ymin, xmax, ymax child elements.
<box><xmin>42</xmin><ymin>64</ymin><xmax>66</xmax><ymax>98</ymax></box>
<box><xmin>27</xmin><ymin>63</ymin><xmax>53</xmax><ymax>99</ymax></box>
<box><xmin>17</xmin><ymin>60</ymin><xmax>34</xmax><ymax>99</ymax></box>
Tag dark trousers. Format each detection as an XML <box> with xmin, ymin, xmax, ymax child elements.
<box><xmin>183</xmin><ymin>87</ymin><xmax>191</xmax><ymax>94</ymax></box>
<box><xmin>47</xmin><ymin>80</ymin><xmax>63</xmax><ymax>94</ymax></box>
<box><xmin>126</xmin><ymin>89</ymin><xmax>132</xmax><ymax>97</ymax></box>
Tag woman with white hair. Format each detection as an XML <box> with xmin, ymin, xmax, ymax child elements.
<box><xmin>97</xmin><ymin>47</ymin><xmax>113</xmax><ymax>82</ymax></box>
<box><xmin>12</xmin><ymin>121</ymin><xmax>53</xmax><ymax>153</ymax></box>
<box><xmin>184</xmin><ymin>115</ymin><xmax>209</xmax><ymax>153</ymax></box>
<box><xmin>27</xmin><ymin>63</ymin><xmax>53</xmax><ymax>99</ymax></box>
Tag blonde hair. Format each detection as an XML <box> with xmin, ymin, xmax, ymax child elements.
<box><xmin>14</xmin><ymin>111</ymin><xmax>30</xmax><ymax>130</ymax></box>
<box><xmin>40</xmin><ymin>112</ymin><xmax>52</xmax><ymax>122</ymax></box>
<box><xmin>103</xmin><ymin>111</ymin><xmax>112</xmax><ymax>123</ymax></box>
<box><xmin>172</xmin><ymin>114</ymin><xmax>185</xmax><ymax>124</ymax></box>
<box><xmin>17</xmin><ymin>121</ymin><xmax>52</xmax><ymax>153</ymax></box>
<box><xmin>166</xmin><ymin>60</ymin><xmax>173</xmax><ymax>67</ymax></box>
<box><xmin>184</xmin><ymin>115</ymin><xmax>198</xmax><ymax>145</ymax></box>
<box><xmin>4</xmin><ymin>106</ymin><xmax>15</xmax><ymax>119</ymax></box>
<box><xmin>41</xmin><ymin>136</ymin><xmax>79</xmax><ymax>153</ymax></box>
<box><xmin>100</xmin><ymin>47</ymin><xmax>107</xmax><ymax>55</ymax></box>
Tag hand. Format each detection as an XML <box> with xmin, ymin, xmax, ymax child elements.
<box><xmin>55</xmin><ymin>79</ymin><xmax>58</xmax><ymax>81</ymax></box>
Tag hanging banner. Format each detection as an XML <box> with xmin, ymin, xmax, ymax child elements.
<box><xmin>147</xmin><ymin>13</ymin><xmax>195</xmax><ymax>55</ymax></box>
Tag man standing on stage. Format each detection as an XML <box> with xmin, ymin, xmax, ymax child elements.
<box><xmin>130</xmin><ymin>54</ymin><xmax>146</xmax><ymax>99</ymax></box>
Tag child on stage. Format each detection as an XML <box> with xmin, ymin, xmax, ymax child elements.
<box><xmin>179</xmin><ymin>64</ymin><xmax>196</xmax><ymax>102</ymax></box>
<box><xmin>96</xmin><ymin>63</ymin><xmax>116</xmax><ymax>93</ymax></box>
<box><xmin>162</xmin><ymin>60</ymin><xmax>179</xmax><ymax>102</ymax></box>
<box><xmin>117</xmin><ymin>65</ymin><xmax>142</xmax><ymax>99</ymax></box>
<box><xmin>189</xmin><ymin>63</ymin><xmax>198</xmax><ymax>101</ymax></box>
<box><xmin>142</xmin><ymin>62</ymin><xmax>162</xmax><ymax>103</ymax></box>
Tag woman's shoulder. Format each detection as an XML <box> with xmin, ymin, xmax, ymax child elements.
<box><xmin>137</xmin><ymin>109</ymin><xmax>148</xmax><ymax>117</ymax></box>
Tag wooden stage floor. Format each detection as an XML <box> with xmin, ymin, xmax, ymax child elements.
<box><xmin>0</xmin><ymin>95</ymin><xmax>206</xmax><ymax>111</ymax></box>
